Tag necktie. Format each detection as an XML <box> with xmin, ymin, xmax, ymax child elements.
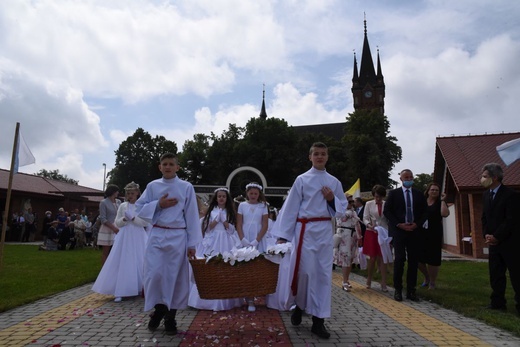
<box><xmin>490</xmin><ymin>190</ymin><xmax>495</xmax><ymax>203</ymax></box>
<box><xmin>405</xmin><ymin>189</ymin><xmax>413</xmax><ymax>223</ymax></box>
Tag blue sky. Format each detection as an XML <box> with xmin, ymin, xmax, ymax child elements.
<box><xmin>1</xmin><ymin>0</ymin><xmax>519</xmax><ymax>190</ymax></box>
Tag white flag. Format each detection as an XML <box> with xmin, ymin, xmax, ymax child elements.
<box><xmin>14</xmin><ymin>132</ymin><xmax>36</xmax><ymax>173</ymax></box>
<box><xmin>496</xmin><ymin>138</ymin><xmax>520</xmax><ymax>166</ymax></box>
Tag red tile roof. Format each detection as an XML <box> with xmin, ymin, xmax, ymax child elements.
<box><xmin>0</xmin><ymin>169</ymin><xmax>103</xmax><ymax>202</ymax></box>
<box><xmin>436</xmin><ymin>132</ymin><xmax>520</xmax><ymax>189</ymax></box>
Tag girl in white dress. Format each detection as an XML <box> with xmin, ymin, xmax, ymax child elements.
<box><xmin>92</xmin><ymin>182</ymin><xmax>149</xmax><ymax>302</ymax></box>
<box><xmin>188</xmin><ymin>187</ymin><xmax>242</xmax><ymax>311</ymax></box>
<box><xmin>236</xmin><ymin>182</ymin><xmax>269</xmax><ymax>311</ymax></box>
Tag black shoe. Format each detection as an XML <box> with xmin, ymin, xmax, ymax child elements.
<box><xmin>311</xmin><ymin>316</ymin><xmax>331</xmax><ymax>339</ymax></box>
<box><xmin>148</xmin><ymin>304</ymin><xmax>168</xmax><ymax>331</ymax></box>
<box><xmin>486</xmin><ymin>304</ymin><xmax>506</xmax><ymax>311</ymax></box>
<box><xmin>164</xmin><ymin>318</ymin><xmax>178</xmax><ymax>335</ymax></box>
<box><xmin>406</xmin><ymin>292</ymin><xmax>419</xmax><ymax>302</ymax></box>
<box><xmin>164</xmin><ymin>309</ymin><xmax>177</xmax><ymax>335</ymax></box>
<box><xmin>291</xmin><ymin>306</ymin><xmax>302</xmax><ymax>326</ymax></box>
<box><xmin>394</xmin><ymin>291</ymin><xmax>403</xmax><ymax>302</ymax></box>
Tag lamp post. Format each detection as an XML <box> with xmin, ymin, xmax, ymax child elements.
<box><xmin>102</xmin><ymin>163</ymin><xmax>107</xmax><ymax>191</ymax></box>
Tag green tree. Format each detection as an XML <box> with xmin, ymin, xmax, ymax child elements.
<box><xmin>178</xmin><ymin>133</ymin><xmax>211</xmax><ymax>184</ymax></box>
<box><xmin>204</xmin><ymin>124</ymin><xmax>245</xmax><ymax>186</ymax></box>
<box><xmin>343</xmin><ymin>109</ymin><xmax>402</xmax><ymax>190</ymax></box>
<box><xmin>108</xmin><ymin>128</ymin><xmax>177</xmax><ymax>190</ymax></box>
<box><xmin>236</xmin><ymin>117</ymin><xmax>299</xmax><ymax>188</ymax></box>
<box><xmin>414</xmin><ymin>172</ymin><xmax>434</xmax><ymax>191</ymax></box>
<box><xmin>34</xmin><ymin>169</ymin><xmax>78</xmax><ymax>185</ymax></box>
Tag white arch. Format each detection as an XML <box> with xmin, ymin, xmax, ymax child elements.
<box><xmin>225</xmin><ymin>166</ymin><xmax>267</xmax><ymax>190</ymax></box>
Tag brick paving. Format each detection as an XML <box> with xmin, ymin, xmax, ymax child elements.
<box><xmin>1</xmin><ymin>260</ymin><xmax>520</xmax><ymax>346</ymax></box>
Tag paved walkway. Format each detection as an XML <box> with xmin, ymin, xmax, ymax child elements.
<box><xmin>1</xmin><ymin>251</ymin><xmax>519</xmax><ymax>346</ymax></box>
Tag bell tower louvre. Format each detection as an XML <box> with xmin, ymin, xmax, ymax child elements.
<box><xmin>351</xmin><ymin>17</ymin><xmax>385</xmax><ymax>115</ymax></box>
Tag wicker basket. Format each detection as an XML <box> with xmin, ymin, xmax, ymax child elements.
<box><xmin>189</xmin><ymin>256</ymin><xmax>280</xmax><ymax>299</ymax></box>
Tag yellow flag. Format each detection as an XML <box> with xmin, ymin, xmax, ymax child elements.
<box><xmin>346</xmin><ymin>178</ymin><xmax>361</xmax><ymax>198</ymax></box>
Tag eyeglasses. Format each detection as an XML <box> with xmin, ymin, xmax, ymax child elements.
<box><xmin>348</xmin><ymin>200</ymin><xmax>354</xmax><ymax>203</ymax></box>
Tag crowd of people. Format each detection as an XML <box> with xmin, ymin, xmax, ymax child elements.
<box><xmin>14</xmin><ymin>141</ymin><xmax>517</xmax><ymax>339</ymax></box>
<box><xmin>331</xmin><ymin>171</ymin><xmax>450</xmax><ymax>303</ymax></box>
<box><xmin>23</xmin><ymin>208</ymin><xmax>101</xmax><ymax>251</ymax></box>
<box><xmin>88</xmin><ymin>145</ymin><xmax>346</xmax><ymax>339</ymax></box>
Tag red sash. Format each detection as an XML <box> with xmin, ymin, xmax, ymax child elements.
<box><xmin>291</xmin><ymin>217</ymin><xmax>331</xmax><ymax>296</ymax></box>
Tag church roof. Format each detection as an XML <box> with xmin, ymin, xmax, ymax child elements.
<box><xmin>435</xmin><ymin>132</ymin><xmax>520</xmax><ymax>189</ymax></box>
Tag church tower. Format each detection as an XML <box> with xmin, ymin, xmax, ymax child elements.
<box><xmin>351</xmin><ymin>17</ymin><xmax>385</xmax><ymax>115</ymax></box>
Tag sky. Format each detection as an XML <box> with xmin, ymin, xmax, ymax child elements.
<box><xmin>1</xmin><ymin>0</ymin><xmax>519</xmax><ymax>191</ymax></box>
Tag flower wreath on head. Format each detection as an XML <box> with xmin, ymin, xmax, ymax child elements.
<box><xmin>245</xmin><ymin>183</ymin><xmax>263</xmax><ymax>191</ymax></box>
<box><xmin>214</xmin><ymin>187</ymin><xmax>229</xmax><ymax>193</ymax></box>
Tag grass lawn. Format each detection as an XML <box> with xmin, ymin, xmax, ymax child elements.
<box><xmin>1</xmin><ymin>244</ymin><xmax>519</xmax><ymax>338</ymax></box>
<box><xmin>352</xmin><ymin>260</ymin><xmax>520</xmax><ymax>337</ymax></box>
<box><xmin>0</xmin><ymin>244</ymin><xmax>102</xmax><ymax>312</ymax></box>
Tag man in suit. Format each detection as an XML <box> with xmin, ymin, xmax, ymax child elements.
<box><xmin>384</xmin><ymin>169</ymin><xmax>427</xmax><ymax>302</ymax></box>
<box><xmin>481</xmin><ymin>163</ymin><xmax>520</xmax><ymax>315</ymax></box>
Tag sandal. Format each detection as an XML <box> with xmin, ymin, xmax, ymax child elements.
<box><xmin>381</xmin><ymin>285</ymin><xmax>388</xmax><ymax>292</ymax></box>
<box><xmin>342</xmin><ymin>283</ymin><xmax>351</xmax><ymax>292</ymax></box>
<box><xmin>366</xmin><ymin>280</ymin><xmax>371</xmax><ymax>289</ymax></box>
<box><xmin>421</xmin><ymin>281</ymin><xmax>430</xmax><ymax>287</ymax></box>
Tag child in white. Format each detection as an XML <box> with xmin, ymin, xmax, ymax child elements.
<box><xmin>188</xmin><ymin>187</ymin><xmax>242</xmax><ymax>311</ymax></box>
<box><xmin>236</xmin><ymin>182</ymin><xmax>269</xmax><ymax>312</ymax></box>
<box><xmin>334</xmin><ymin>197</ymin><xmax>361</xmax><ymax>292</ymax></box>
<box><xmin>274</xmin><ymin>142</ymin><xmax>347</xmax><ymax>339</ymax></box>
<box><xmin>135</xmin><ymin>153</ymin><xmax>202</xmax><ymax>335</ymax></box>
<box><xmin>92</xmin><ymin>181</ymin><xmax>149</xmax><ymax>302</ymax></box>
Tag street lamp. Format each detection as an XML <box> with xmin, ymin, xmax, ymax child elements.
<box><xmin>102</xmin><ymin>163</ymin><xmax>107</xmax><ymax>191</ymax></box>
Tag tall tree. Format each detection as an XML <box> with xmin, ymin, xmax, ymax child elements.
<box><xmin>178</xmin><ymin>133</ymin><xmax>211</xmax><ymax>184</ymax></box>
<box><xmin>34</xmin><ymin>169</ymin><xmax>78</xmax><ymax>185</ymax></box>
<box><xmin>108</xmin><ymin>128</ymin><xmax>177</xmax><ymax>190</ymax></box>
<box><xmin>237</xmin><ymin>117</ymin><xmax>299</xmax><ymax>187</ymax></box>
<box><xmin>204</xmin><ymin>124</ymin><xmax>245</xmax><ymax>186</ymax></box>
<box><xmin>343</xmin><ymin>109</ymin><xmax>402</xmax><ymax>190</ymax></box>
<box><xmin>414</xmin><ymin>172</ymin><xmax>434</xmax><ymax>191</ymax></box>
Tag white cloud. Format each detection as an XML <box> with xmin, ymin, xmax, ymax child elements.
<box><xmin>0</xmin><ymin>63</ymin><xmax>106</xmax><ymax>177</ymax></box>
<box><xmin>1</xmin><ymin>0</ymin><xmax>519</xmax><ymax>190</ymax></box>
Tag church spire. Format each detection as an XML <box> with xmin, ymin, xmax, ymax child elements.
<box><xmin>352</xmin><ymin>52</ymin><xmax>359</xmax><ymax>85</ymax></box>
<box><xmin>351</xmin><ymin>14</ymin><xmax>385</xmax><ymax>114</ymax></box>
<box><xmin>259</xmin><ymin>84</ymin><xmax>268</xmax><ymax>119</ymax></box>
<box><xmin>359</xmin><ymin>16</ymin><xmax>376</xmax><ymax>87</ymax></box>
<box><xmin>377</xmin><ymin>48</ymin><xmax>383</xmax><ymax>79</ymax></box>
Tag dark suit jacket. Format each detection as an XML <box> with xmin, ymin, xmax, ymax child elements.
<box><xmin>383</xmin><ymin>187</ymin><xmax>428</xmax><ymax>237</ymax></box>
<box><xmin>357</xmin><ymin>206</ymin><xmax>366</xmax><ymax>236</ymax></box>
<box><xmin>482</xmin><ymin>185</ymin><xmax>520</xmax><ymax>249</ymax></box>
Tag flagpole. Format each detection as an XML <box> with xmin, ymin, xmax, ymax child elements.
<box><xmin>0</xmin><ymin>122</ymin><xmax>20</xmax><ymax>269</ymax></box>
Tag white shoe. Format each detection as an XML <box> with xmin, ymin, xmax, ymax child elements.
<box><xmin>247</xmin><ymin>300</ymin><xmax>256</xmax><ymax>312</ymax></box>
<box><xmin>114</xmin><ymin>297</ymin><xmax>122</xmax><ymax>303</ymax></box>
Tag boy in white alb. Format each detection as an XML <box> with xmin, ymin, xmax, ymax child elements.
<box><xmin>274</xmin><ymin>142</ymin><xmax>347</xmax><ymax>339</ymax></box>
<box><xmin>135</xmin><ymin>153</ymin><xmax>202</xmax><ymax>335</ymax></box>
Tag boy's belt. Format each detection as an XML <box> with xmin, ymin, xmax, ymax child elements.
<box><xmin>153</xmin><ymin>224</ymin><xmax>186</xmax><ymax>230</ymax></box>
<box><xmin>291</xmin><ymin>217</ymin><xmax>331</xmax><ymax>296</ymax></box>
